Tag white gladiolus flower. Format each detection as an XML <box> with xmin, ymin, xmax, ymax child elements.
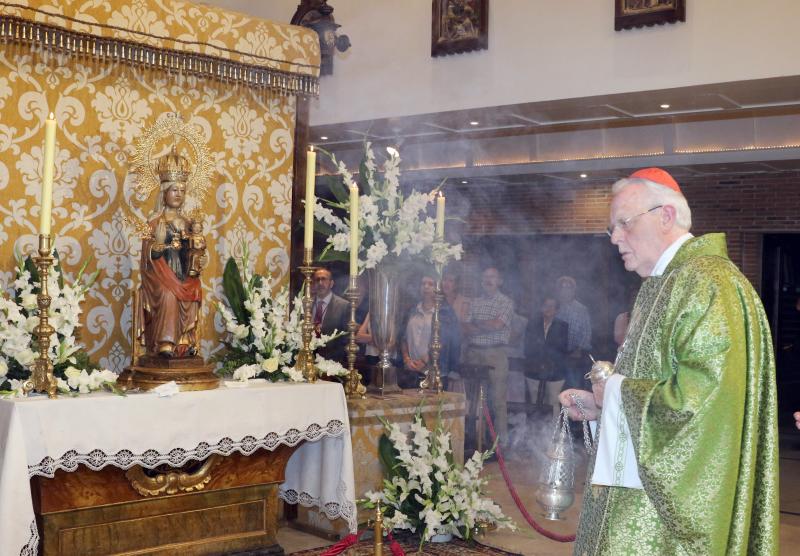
<box><xmin>365</xmin><ymin>239</ymin><xmax>388</xmax><ymax>269</ymax></box>
<box><xmin>20</xmin><ymin>293</ymin><xmax>37</xmax><ymax>311</ymax></box>
<box><xmin>364</xmin><ymin>411</ymin><xmax>514</xmax><ymax>540</ymax></box>
<box><xmin>331</xmin><ymin>232</ymin><xmax>350</xmax><ymax>253</ymax></box>
<box><xmin>14</xmin><ymin>348</ymin><xmax>37</xmax><ymax>366</ymax></box>
<box><xmin>314</xmin><ymin>144</ymin><xmax>462</xmax><ymax>272</ymax></box>
<box><xmin>229</xmin><ymin>324</ymin><xmax>248</xmax><ymax>339</ymax></box>
<box><xmin>315</xmin><ymin>354</ymin><xmax>347</xmax><ymax>377</ymax></box>
<box><xmin>56</xmin><ymin>377</ymin><xmax>70</xmax><ymax>393</ymax></box>
<box><xmin>232</xmin><ymin>364</ymin><xmax>260</xmax><ymax>381</ymax></box>
<box><xmin>216</xmin><ymin>265</ymin><xmax>346</xmax><ymax>384</ymax></box>
<box><xmin>0</xmin><ymin>259</ymin><xmax>108</xmax><ymax>396</ymax></box>
<box><xmin>284</xmin><ymin>366</ymin><xmax>304</xmax><ymax>382</ymax></box>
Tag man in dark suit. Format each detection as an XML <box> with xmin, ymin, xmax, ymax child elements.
<box><xmin>312</xmin><ymin>267</ymin><xmax>350</xmax><ymax>363</ymax></box>
<box><xmin>524</xmin><ymin>295</ymin><xmax>568</xmax><ymax>416</ymax></box>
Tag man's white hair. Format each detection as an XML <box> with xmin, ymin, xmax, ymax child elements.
<box><xmin>611</xmin><ymin>177</ymin><xmax>692</xmax><ymax>231</ymax></box>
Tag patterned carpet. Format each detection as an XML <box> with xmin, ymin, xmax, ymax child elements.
<box><xmin>288</xmin><ymin>537</ymin><xmax>522</xmax><ymax>555</ymax></box>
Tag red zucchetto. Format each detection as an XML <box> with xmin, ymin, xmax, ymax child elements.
<box><xmin>629</xmin><ymin>167</ymin><xmax>682</xmax><ymax>195</ymax></box>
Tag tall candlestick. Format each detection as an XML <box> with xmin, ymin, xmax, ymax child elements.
<box><xmin>39</xmin><ymin>113</ymin><xmax>56</xmax><ymax>236</ymax></box>
<box><xmin>349</xmin><ymin>182</ymin><xmax>359</xmax><ymax>277</ymax></box>
<box><xmin>304</xmin><ymin>146</ymin><xmax>316</xmax><ymax>250</ymax></box>
<box><xmin>436</xmin><ymin>192</ymin><xmax>445</xmax><ymax>240</ymax></box>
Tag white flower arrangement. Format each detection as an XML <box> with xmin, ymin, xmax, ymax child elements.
<box><xmin>363</xmin><ymin>413</ymin><xmax>514</xmax><ymax>546</ymax></box>
<box><xmin>0</xmin><ymin>253</ymin><xmax>117</xmax><ymax>397</ymax></box>
<box><xmin>216</xmin><ymin>256</ymin><xmax>348</xmax><ymax>382</ymax></box>
<box><xmin>314</xmin><ymin>143</ymin><xmax>463</xmax><ymax>271</ymax></box>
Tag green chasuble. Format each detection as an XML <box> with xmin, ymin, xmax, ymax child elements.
<box><xmin>575</xmin><ymin>234</ymin><xmax>779</xmax><ymax>556</ymax></box>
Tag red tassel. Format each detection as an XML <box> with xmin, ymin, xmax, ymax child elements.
<box><xmin>320</xmin><ymin>533</ymin><xmax>359</xmax><ymax>556</ymax></box>
<box><xmin>386</xmin><ymin>531</ymin><xmax>406</xmax><ymax>556</ymax></box>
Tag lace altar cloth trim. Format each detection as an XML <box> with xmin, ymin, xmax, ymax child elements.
<box><xmin>27</xmin><ymin>419</ymin><xmax>345</xmax><ymax>478</ymax></box>
<box><xmin>21</xmin><ymin>520</ymin><xmax>39</xmax><ymax>556</ymax></box>
<box><xmin>21</xmin><ymin>419</ymin><xmax>350</xmax><ymax>554</ymax></box>
<box><xmin>280</xmin><ymin>478</ymin><xmax>357</xmax><ymax>531</ymax></box>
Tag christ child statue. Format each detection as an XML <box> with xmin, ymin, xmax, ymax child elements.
<box><xmin>186</xmin><ymin>220</ymin><xmax>207</xmax><ymax>278</ymax></box>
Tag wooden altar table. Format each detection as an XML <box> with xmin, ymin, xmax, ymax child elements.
<box><xmin>0</xmin><ymin>381</ymin><xmax>355</xmax><ymax>555</ymax></box>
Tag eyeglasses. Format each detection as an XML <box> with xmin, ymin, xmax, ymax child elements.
<box><xmin>606</xmin><ymin>205</ymin><xmax>663</xmax><ymax>237</ymax></box>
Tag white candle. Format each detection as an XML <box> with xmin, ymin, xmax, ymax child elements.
<box><xmin>349</xmin><ymin>182</ymin><xmax>359</xmax><ymax>277</ymax></box>
<box><xmin>304</xmin><ymin>146</ymin><xmax>316</xmax><ymax>250</ymax></box>
<box><xmin>39</xmin><ymin>113</ymin><xmax>56</xmax><ymax>236</ymax></box>
<box><xmin>436</xmin><ymin>192</ymin><xmax>445</xmax><ymax>240</ymax></box>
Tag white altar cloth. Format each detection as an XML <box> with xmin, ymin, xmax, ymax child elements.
<box><xmin>0</xmin><ymin>381</ymin><xmax>356</xmax><ymax>556</ymax></box>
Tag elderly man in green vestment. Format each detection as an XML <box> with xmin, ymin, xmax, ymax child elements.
<box><xmin>560</xmin><ymin>167</ymin><xmax>779</xmax><ymax>555</ymax></box>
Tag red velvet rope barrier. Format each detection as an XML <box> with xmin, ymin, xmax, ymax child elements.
<box><xmin>318</xmin><ymin>530</ymin><xmax>406</xmax><ymax>555</ymax></box>
<box><xmin>482</xmin><ymin>403</ymin><xmax>576</xmax><ymax>543</ymax></box>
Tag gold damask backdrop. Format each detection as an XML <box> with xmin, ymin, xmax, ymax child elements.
<box><xmin>0</xmin><ymin>0</ymin><xmax>320</xmax><ymax>373</ymax></box>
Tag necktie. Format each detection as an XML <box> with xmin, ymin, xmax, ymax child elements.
<box><xmin>314</xmin><ymin>301</ymin><xmax>325</xmax><ymax>327</ymax></box>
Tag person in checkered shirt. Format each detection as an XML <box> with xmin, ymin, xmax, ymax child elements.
<box><xmin>463</xmin><ymin>267</ymin><xmax>514</xmax><ymax>444</ymax></box>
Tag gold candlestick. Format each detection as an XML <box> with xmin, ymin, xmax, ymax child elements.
<box><xmin>23</xmin><ymin>234</ymin><xmax>58</xmax><ymax>398</ymax></box>
<box><xmin>296</xmin><ymin>248</ymin><xmax>317</xmax><ymax>382</ymax></box>
<box><xmin>420</xmin><ymin>277</ymin><xmax>444</xmax><ymax>395</ymax></box>
<box><xmin>344</xmin><ymin>275</ymin><xmax>366</xmax><ymax>399</ymax></box>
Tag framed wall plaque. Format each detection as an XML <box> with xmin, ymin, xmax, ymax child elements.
<box><xmin>615</xmin><ymin>0</ymin><xmax>685</xmax><ymax>31</ymax></box>
<box><xmin>431</xmin><ymin>0</ymin><xmax>488</xmax><ymax>57</ymax></box>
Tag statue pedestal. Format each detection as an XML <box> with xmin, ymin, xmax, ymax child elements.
<box><xmin>120</xmin><ymin>355</ymin><xmax>219</xmax><ymax>391</ymax></box>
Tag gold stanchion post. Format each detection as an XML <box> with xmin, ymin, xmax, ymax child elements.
<box><xmin>23</xmin><ymin>234</ymin><xmax>58</xmax><ymax>398</ymax></box>
<box><xmin>296</xmin><ymin>247</ymin><xmax>317</xmax><ymax>382</ymax></box>
<box><xmin>374</xmin><ymin>504</ymin><xmax>384</xmax><ymax>556</ymax></box>
<box><xmin>344</xmin><ymin>275</ymin><xmax>366</xmax><ymax>398</ymax></box>
<box><xmin>477</xmin><ymin>383</ymin><xmax>486</xmax><ymax>453</ymax></box>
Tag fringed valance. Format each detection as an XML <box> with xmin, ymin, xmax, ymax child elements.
<box><xmin>0</xmin><ymin>0</ymin><xmax>320</xmax><ymax>96</ymax></box>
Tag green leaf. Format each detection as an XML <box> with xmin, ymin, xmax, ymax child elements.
<box><xmin>222</xmin><ymin>257</ymin><xmax>249</xmax><ymax>326</ymax></box>
<box><xmin>103</xmin><ymin>382</ymin><xmax>127</xmax><ymax>396</ymax></box>
<box><xmin>23</xmin><ymin>255</ymin><xmax>39</xmax><ymax>286</ymax></box>
<box><xmin>378</xmin><ymin>433</ymin><xmax>399</xmax><ymax>479</ymax></box>
<box><xmin>318</xmin><ymin>248</ymin><xmax>349</xmax><ymax>263</ymax></box>
<box><xmin>320</xmin><ymin>175</ymin><xmax>350</xmax><ymax>205</ymax></box>
<box><xmin>52</xmin><ymin>249</ymin><xmax>64</xmax><ymax>289</ymax></box>
<box><xmin>313</xmin><ymin>219</ymin><xmax>337</xmax><ymax>237</ymax></box>
<box><xmin>358</xmin><ymin>157</ymin><xmax>371</xmax><ymax>193</ymax></box>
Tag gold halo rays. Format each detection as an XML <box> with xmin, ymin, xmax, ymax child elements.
<box><xmin>127</xmin><ymin>113</ymin><xmax>214</xmax><ymax>238</ymax></box>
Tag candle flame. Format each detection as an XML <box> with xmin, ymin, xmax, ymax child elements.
<box><xmin>48</xmin><ymin>112</ymin><xmax>55</xmax><ymax>120</ymax></box>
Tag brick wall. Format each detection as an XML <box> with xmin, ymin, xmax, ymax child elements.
<box><xmin>459</xmin><ymin>171</ymin><xmax>800</xmax><ymax>292</ymax></box>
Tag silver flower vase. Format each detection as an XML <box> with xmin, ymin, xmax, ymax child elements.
<box><xmin>367</xmin><ymin>265</ymin><xmax>402</xmax><ymax>396</ymax></box>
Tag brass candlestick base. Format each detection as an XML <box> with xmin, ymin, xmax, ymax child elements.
<box><xmin>344</xmin><ymin>276</ymin><xmax>366</xmax><ymax>399</ymax></box>
<box><xmin>420</xmin><ymin>279</ymin><xmax>443</xmax><ymax>395</ymax></box>
<box><xmin>23</xmin><ymin>234</ymin><xmax>58</xmax><ymax>399</ymax></box>
<box><xmin>296</xmin><ymin>248</ymin><xmax>317</xmax><ymax>382</ymax></box>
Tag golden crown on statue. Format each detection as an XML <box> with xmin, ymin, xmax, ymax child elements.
<box><xmin>125</xmin><ymin>113</ymin><xmax>214</xmax><ymax>239</ymax></box>
<box><xmin>156</xmin><ymin>146</ymin><xmax>191</xmax><ymax>183</ymax></box>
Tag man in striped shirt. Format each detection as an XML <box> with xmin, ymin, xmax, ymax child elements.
<box><xmin>463</xmin><ymin>267</ymin><xmax>514</xmax><ymax>444</ymax></box>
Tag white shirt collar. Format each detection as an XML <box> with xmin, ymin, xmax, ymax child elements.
<box><xmin>651</xmin><ymin>233</ymin><xmax>693</xmax><ymax>277</ymax></box>
<box><xmin>316</xmin><ymin>291</ymin><xmax>333</xmax><ymax>306</ymax></box>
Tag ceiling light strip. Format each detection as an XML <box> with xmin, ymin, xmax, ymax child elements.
<box><xmin>675</xmin><ymin>143</ymin><xmax>800</xmax><ymax>154</ymax></box>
